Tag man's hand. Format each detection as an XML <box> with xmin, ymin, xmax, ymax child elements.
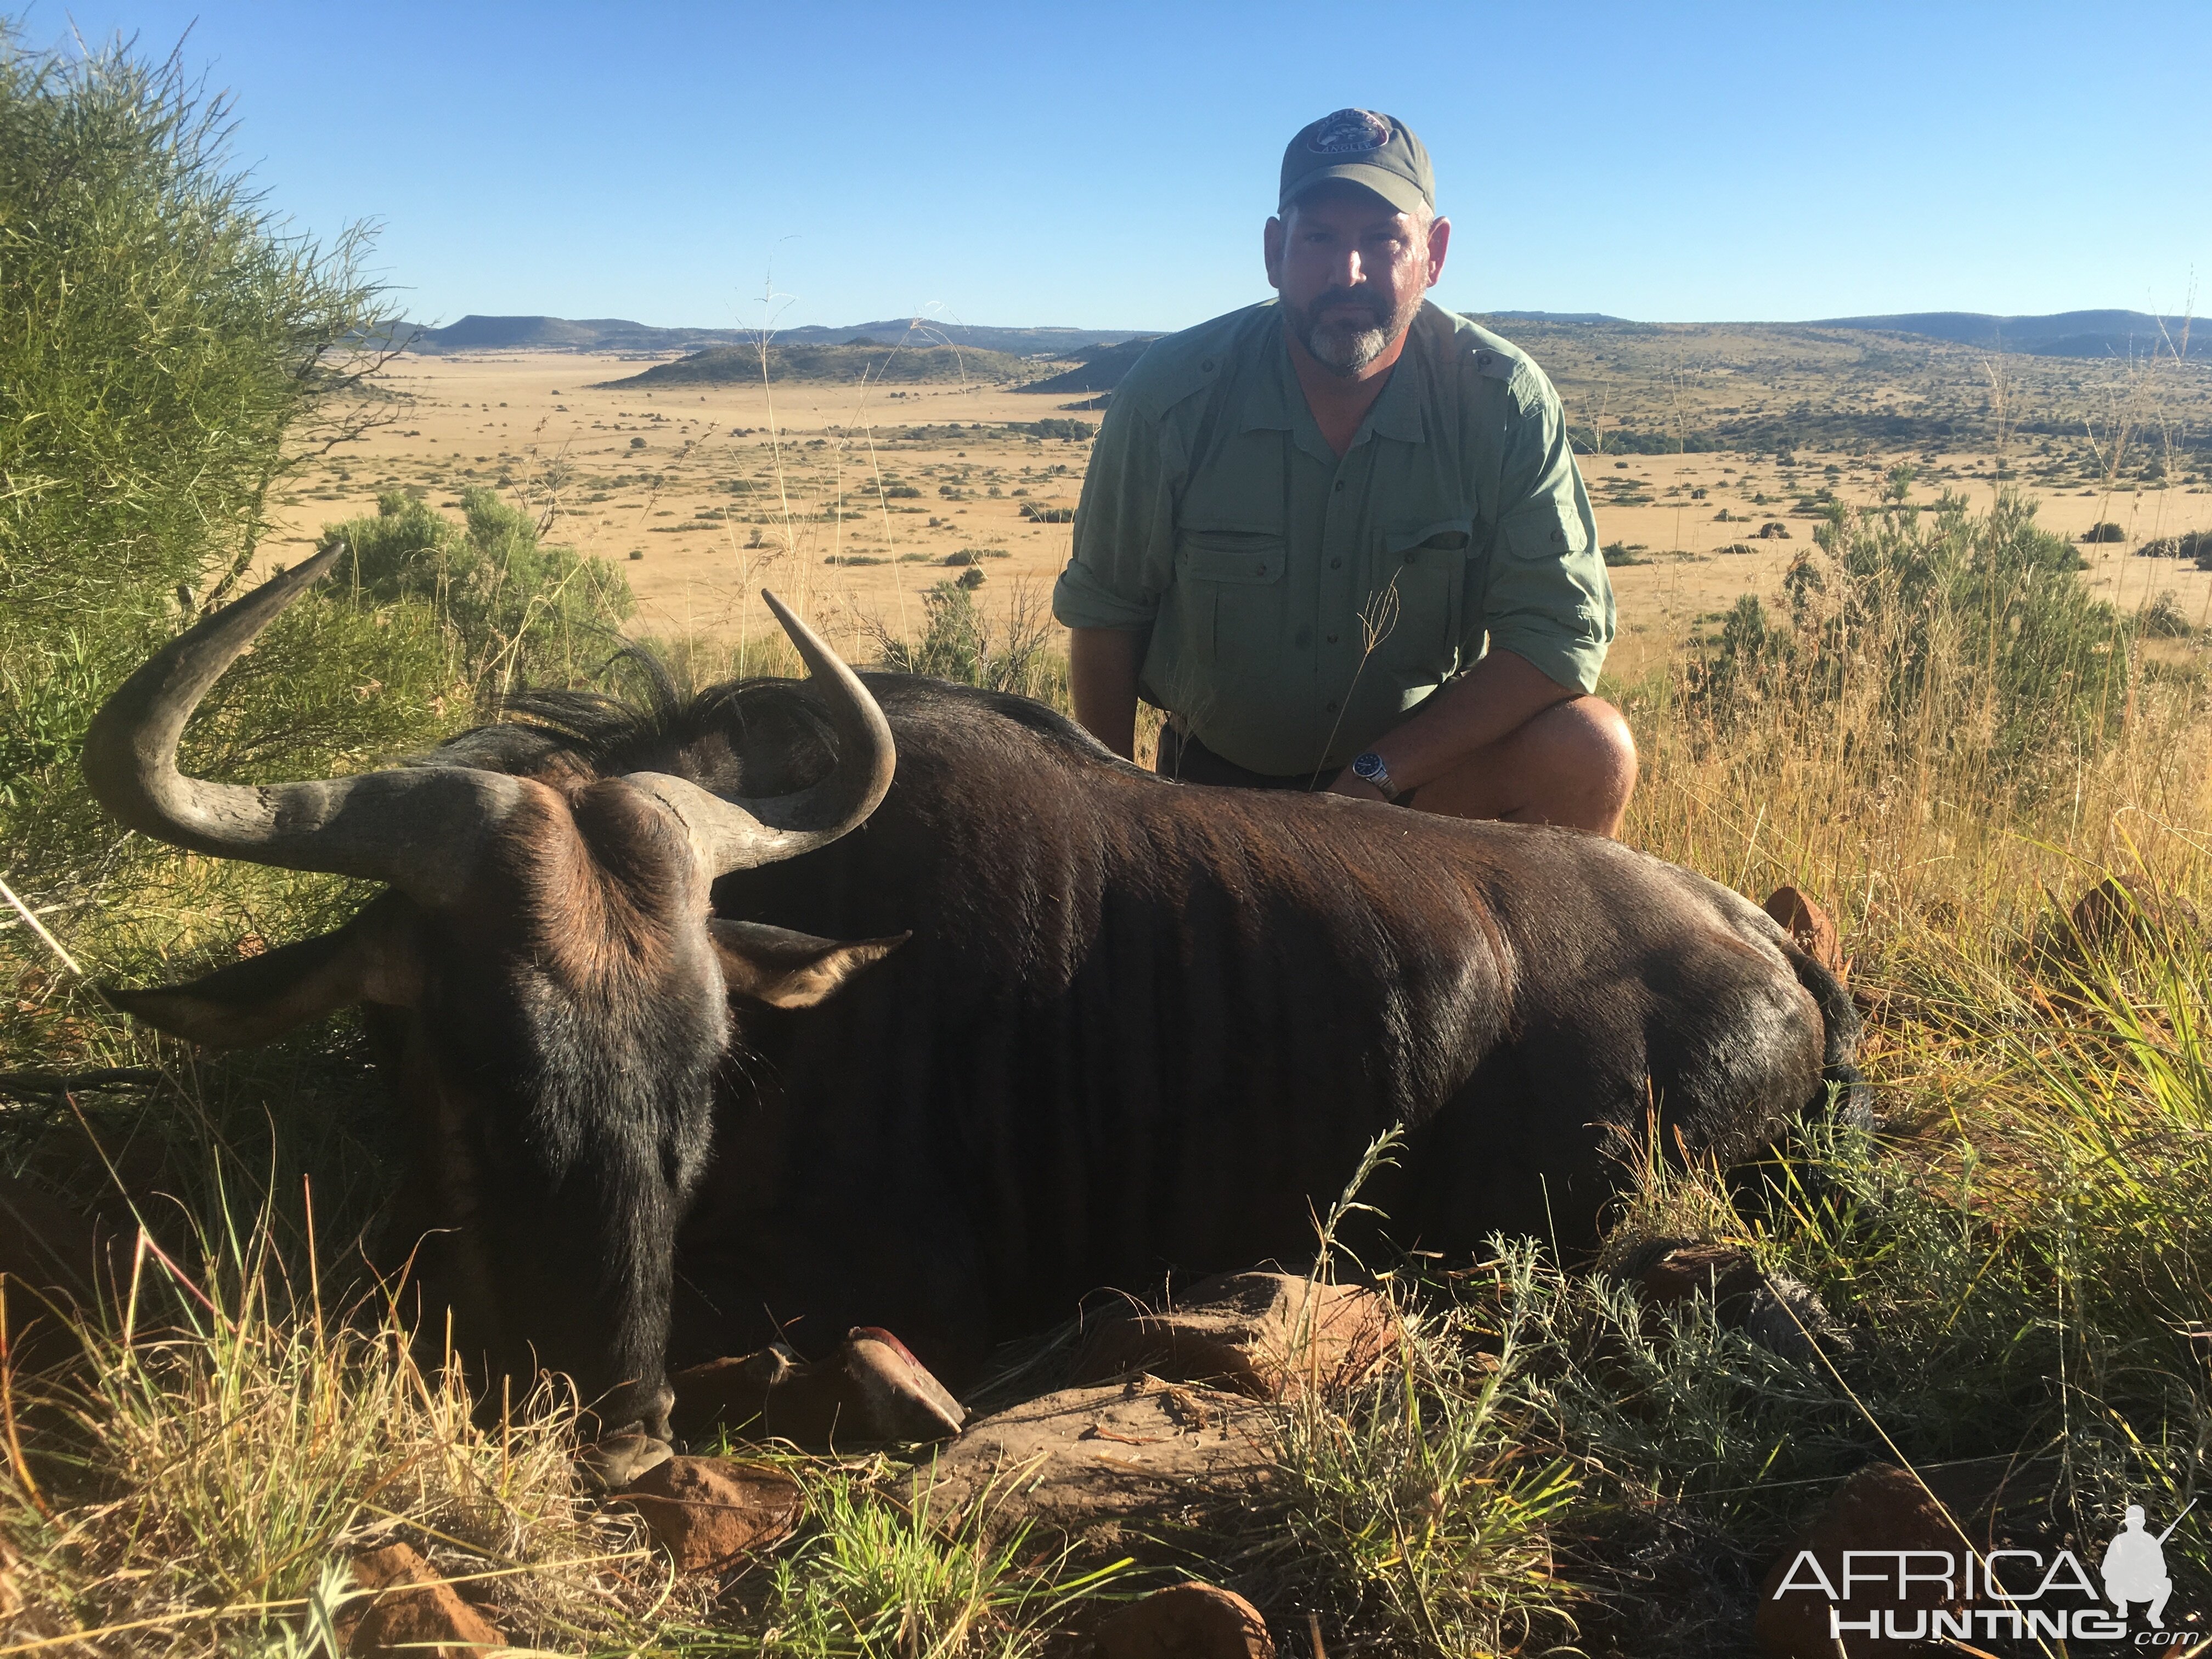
<box><xmin>1069</xmin><ymin>627</ymin><xmax>1143</xmax><ymax>760</ymax></box>
<box><xmin>1351</xmin><ymin>648</ymin><xmax>1572</xmax><ymax>797</ymax></box>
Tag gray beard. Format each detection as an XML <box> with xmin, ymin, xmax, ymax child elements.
<box><xmin>1288</xmin><ymin>291</ymin><xmax>1421</xmax><ymax>376</ymax></box>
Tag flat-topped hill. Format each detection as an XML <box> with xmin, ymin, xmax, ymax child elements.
<box><xmin>595</xmin><ymin>341</ymin><xmax>1053</xmax><ymax>388</ymax></box>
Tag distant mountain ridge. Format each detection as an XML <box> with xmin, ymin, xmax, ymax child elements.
<box><xmin>393</xmin><ymin>314</ymin><xmax>1150</xmax><ymax>358</ymax></box>
<box><xmin>1805</xmin><ymin>309</ymin><xmax>2203</xmax><ymax>357</ymax></box>
<box><xmin>384</xmin><ymin>309</ymin><xmax>2205</xmax><ymax>366</ymax></box>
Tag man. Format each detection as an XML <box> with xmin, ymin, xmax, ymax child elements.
<box><xmin>1053</xmin><ymin>109</ymin><xmax>1636</xmax><ymax>835</ymax></box>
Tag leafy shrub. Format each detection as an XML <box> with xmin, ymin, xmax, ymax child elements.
<box><xmin>2082</xmin><ymin>521</ymin><xmax>2126</xmax><ymax>542</ymax></box>
<box><xmin>1601</xmin><ymin>541</ymin><xmax>1648</xmax><ymax>567</ymax></box>
<box><xmin>862</xmin><ymin>580</ymin><xmax>1059</xmax><ymax>701</ymax></box>
<box><xmin>321</xmin><ymin>489</ymin><xmax>633</xmax><ymax>691</ymax></box>
<box><xmin>1020</xmin><ymin>503</ymin><xmax>1075</xmax><ymax>523</ymax></box>
<box><xmin>2141</xmin><ymin>590</ymin><xmax>2194</xmax><ymax>637</ymax></box>
<box><xmin>1690</xmin><ymin>492</ymin><xmax>2131</xmax><ymax>791</ymax></box>
<box><xmin>0</xmin><ymin>25</ymin><xmax>437</xmax><ymax>878</ymax></box>
<box><xmin>1010</xmin><ymin>418</ymin><xmax>1094</xmax><ymax>441</ymax></box>
<box><xmin>2140</xmin><ymin>531</ymin><xmax>2209</xmax><ymax>561</ymax></box>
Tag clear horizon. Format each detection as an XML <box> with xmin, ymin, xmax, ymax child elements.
<box><xmin>19</xmin><ymin>0</ymin><xmax>2211</xmax><ymax>335</ymax></box>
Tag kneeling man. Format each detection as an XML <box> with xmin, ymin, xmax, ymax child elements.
<box><xmin>1054</xmin><ymin>108</ymin><xmax>1635</xmax><ymax>834</ymax></box>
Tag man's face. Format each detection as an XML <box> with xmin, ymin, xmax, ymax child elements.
<box><xmin>1265</xmin><ymin>181</ymin><xmax>1449</xmax><ymax>375</ymax></box>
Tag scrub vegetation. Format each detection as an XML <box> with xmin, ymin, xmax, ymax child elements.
<box><xmin>3</xmin><ymin>23</ymin><xmax>2210</xmax><ymax>1659</ymax></box>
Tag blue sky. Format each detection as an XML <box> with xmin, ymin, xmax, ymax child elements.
<box><xmin>21</xmin><ymin>1</ymin><xmax>2211</xmax><ymax>332</ymax></box>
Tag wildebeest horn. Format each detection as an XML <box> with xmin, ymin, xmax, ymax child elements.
<box><xmin>82</xmin><ymin>545</ymin><xmax>529</xmax><ymax>907</ymax></box>
<box><xmin>620</xmin><ymin>590</ymin><xmax>897</xmax><ymax>876</ymax></box>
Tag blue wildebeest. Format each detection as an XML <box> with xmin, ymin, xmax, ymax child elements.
<box><xmin>84</xmin><ymin>548</ymin><xmax>1862</xmax><ymax>1447</ymax></box>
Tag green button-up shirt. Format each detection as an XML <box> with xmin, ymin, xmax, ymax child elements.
<box><xmin>1052</xmin><ymin>299</ymin><xmax>1613</xmax><ymax>777</ymax></box>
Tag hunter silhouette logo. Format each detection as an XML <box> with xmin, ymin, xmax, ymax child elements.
<box><xmin>1767</xmin><ymin>1497</ymin><xmax>2196</xmax><ymax>1644</ymax></box>
<box><xmin>2102</xmin><ymin>1501</ymin><xmax>2189</xmax><ymax>1627</ymax></box>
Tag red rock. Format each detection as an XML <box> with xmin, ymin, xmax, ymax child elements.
<box><xmin>670</xmin><ymin>1328</ymin><xmax>964</xmax><ymax>1448</ymax></box>
<box><xmin>1092</xmin><ymin>1582</ymin><xmax>1274</xmax><ymax>1658</ymax></box>
<box><xmin>342</xmin><ymin>1542</ymin><xmax>503</xmax><ymax>1658</ymax></box>
<box><xmin>1071</xmin><ymin>1272</ymin><xmax>1394</xmax><ymax>1399</ymax></box>
<box><xmin>2066</xmin><ymin>874</ymin><xmax>2202</xmax><ymax>956</ymax></box>
<box><xmin>619</xmin><ymin>1455</ymin><xmax>802</xmax><ymax>1573</ymax></box>
<box><xmin>926</xmin><ymin>1377</ymin><xmax>1273</xmax><ymax>1538</ymax></box>
<box><xmin>1754</xmin><ymin>1465</ymin><xmax>1963</xmax><ymax>1658</ymax></box>
<box><xmin>1763</xmin><ymin>885</ymin><xmax>1844</xmax><ymax>976</ymax></box>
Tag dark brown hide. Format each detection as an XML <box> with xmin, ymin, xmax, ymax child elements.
<box><xmin>668</xmin><ymin>679</ymin><xmax>1863</xmax><ymax>1385</ymax></box>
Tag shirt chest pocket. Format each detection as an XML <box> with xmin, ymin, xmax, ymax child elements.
<box><xmin>1177</xmin><ymin>527</ymin><xmax>1286</xmax><ymax>677</ymax></box>
<box><xmin>1366</xmin><ymin>518</ymin><xmax>1473</xmax><ymax>677</ymax></box>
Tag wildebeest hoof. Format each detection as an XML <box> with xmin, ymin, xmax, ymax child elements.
<box><xmin>1623</xmin><ymin>1239</ymin><xmax>1850</xmax><ymax>1365</ymax></box>
<box><xmin>575</xmin><ymin>1431</ymin><xmax>675</xmax><ymax>1494</ymax></box>
<box><xmin>670</xmin><ymin>1328</ymin><xmax>964</xmax><ymax>1447</ymax></box>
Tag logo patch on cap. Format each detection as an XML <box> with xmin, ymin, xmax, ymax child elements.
<box><xmin>1306</xmin><ymin>108</ymin><xmax>1392</xmax><ymax>154</ymax></box>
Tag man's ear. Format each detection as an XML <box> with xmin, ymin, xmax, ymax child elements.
<box><xmin>707</xmin><ymin>919</ymin><xmax>909</xmax><ymax>1010</ymax></box>
<box><xmin>1263</xmin><ymin>214</ymin><xmax>1286</xmax><ymax>290</ymax></box>
<box><xmin>105</xmin><ymin>895</ymin><xmax>421</xmax><ymax>1051</ymax></box>
<box><xmin>1424</xmin><ymin>215</ymin><xmax>1451</xmax><ymax>287</ymax></box>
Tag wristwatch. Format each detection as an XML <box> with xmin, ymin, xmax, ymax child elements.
<box><xmin>1348</xmin><ymin>751</ymin><xmax>1402</xmax><ymax>804</ymax></box>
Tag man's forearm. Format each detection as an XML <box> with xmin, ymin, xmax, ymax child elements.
<box><xmin>1069</xmin><ymin>627</ymin><xmax>1143</xmax><ymax>759</ymax></box>
<box><xmin>1365</xmin><ymin>649</ymin><xmax>1575</xmax><ymax>791</ymax></box>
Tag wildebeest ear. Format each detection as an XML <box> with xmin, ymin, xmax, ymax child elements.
<box><xmin>706</xmin><ymin>919</ymin><xmax>909</xmax><ymax>1009</ymax></box>
<box><xmin>105</xmin><ymin>898</ymin><xmax>421</xmax><ymax>1051</ymax></box>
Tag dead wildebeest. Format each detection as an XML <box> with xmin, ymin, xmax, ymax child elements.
<box><xmin>83</xmin><ymin>549</ymin><xmax>1864</xmax><ymax>1455</ymax></box>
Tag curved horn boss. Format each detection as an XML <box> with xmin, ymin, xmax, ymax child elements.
<box><xmin>83</xmin><ymin>549</ymin><xmax>895</xmax><ymax>892</ymax></box>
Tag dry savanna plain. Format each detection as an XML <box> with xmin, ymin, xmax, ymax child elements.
<box><xmin>264</xmin><ymin>319</ymin><xmax>2212</xmax><ymax>685</ymax></box>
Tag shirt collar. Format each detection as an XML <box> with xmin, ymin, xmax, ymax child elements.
<box><xmin>1239</xmin><ymin>311</ymin><xmax>1427</xmax><ymax>451</ymax></box>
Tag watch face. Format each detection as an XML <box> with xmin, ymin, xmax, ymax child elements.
<box><xmin>1353</xmin><ymin>752</ymin><xmax>1385</xmax><ymax>782</ymax></box>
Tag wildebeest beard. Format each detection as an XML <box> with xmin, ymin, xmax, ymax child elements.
<box><xmin>1284</xmin><ymin>283</ymin><xmax>1425</xmax><ymax>375</ymax></box>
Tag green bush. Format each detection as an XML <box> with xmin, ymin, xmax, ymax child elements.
<box><xmin>2082</xmin><ymin>521</ymin><xmax>2126</xmax><ymax>543</ymax></box>
<box><xmin>863</xmin><ymin>580</ymin><xmax>1059</xmax><ymax>702</ymax></box>
<box><xmin>320</xmin><ymin>488</ymin><xmax>634</xmax><ymax>691</ymax></box>
<box><xmin>0</xmin><ymin>24</ymin><xmax>441</xmax><ymax>881</ymax></box>
<box><xmin>1690</xmin><ymin>492</ymin><xmax>2131</xmax><ymax>793</ymax></box>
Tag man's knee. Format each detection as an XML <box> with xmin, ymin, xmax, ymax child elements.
<box><xmin>1556</xmin><ymin>695</ymin><xmax>1635</xmax><ymax>772</ymax></box>
<box><xmin>1412</xmin><ymin>695</ymin><xmax>1637</xmax><ymax>833</ymax></box>
<box><xmin>1531</xmin><ymin>696</ymin><xmax>1637</xmax><ymax>828</ymax></box>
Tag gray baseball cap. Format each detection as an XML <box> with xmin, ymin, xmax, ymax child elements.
<box><xmin>1279</xmin><ymin>109</ymin><xmax>1434</xmax><ymax>217</ymax></box>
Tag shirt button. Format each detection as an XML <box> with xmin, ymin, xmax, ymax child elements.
<box><xmin>1325</xmin><ymin>701</ymin><xmax>1340</xmax><ymax>713</ymax></box>
<box><xmin>1200</xmin><ymin>357</ymin><xmax>1215</xmax><ymax>373</ymax></box>
<box><xmin>1325</xmin><ymin>631</ymin><xmax>1339</xmax><ymax>644</ymax></box>
<box><xmin>1334</xmin><ymin>481</ymin><xmax>1344</xmax><ymax>492</ymax></box>
<box><xmin>1329</xmin><ymin>557</ymin><xmax>1341</xmax><ymax>569</ymax></box>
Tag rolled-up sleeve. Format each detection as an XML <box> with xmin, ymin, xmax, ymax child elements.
<box><xmin>1052</xmin><ymin>394</ymin><xmax>1177</xmax><ymax>631</ymax></box>
<box><xmin>1475</xmin><ymin>368</ymin><xmax>1615</xmax><ymax>693</ymax></box>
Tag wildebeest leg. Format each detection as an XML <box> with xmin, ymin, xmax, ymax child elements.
<box><xmin>670</xmin><ymin>1206</ymin><xmax>995</xmax><ymax>1392</ymax></box>
<box><xmin>1400</xmin><ymin>1045</ymin><xmax>1629</xmax><ymax>1260</ymax></box>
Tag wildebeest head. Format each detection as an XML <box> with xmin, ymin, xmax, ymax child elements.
<box><xmin>81</xmin><ymin>548</ymin><xmax>901</xmax><ymax>1440</ymax></box>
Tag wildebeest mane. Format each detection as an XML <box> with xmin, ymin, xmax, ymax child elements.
<box><xmin>422</xmin><ymin>646</ymin><xmax>844</xmax><ymax>795</ymax></box>
<box><xmin>424</xmin><ymin>651</ymin><xmax>1146</xmax><ymax>796</ymax></box>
